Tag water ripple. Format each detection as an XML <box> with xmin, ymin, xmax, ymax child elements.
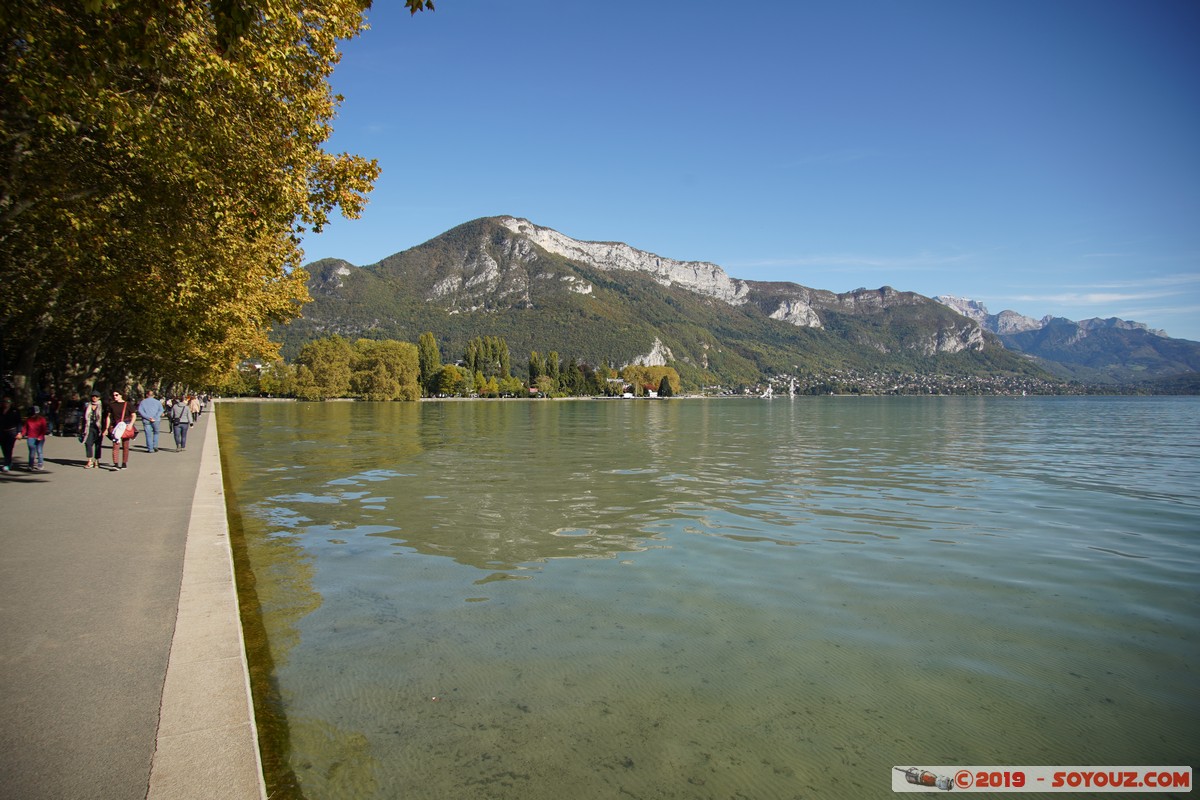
<box><xmin>219</xmin><ymin>397</ymin><xmax>1200</xmax><ymax>800</ymax></box>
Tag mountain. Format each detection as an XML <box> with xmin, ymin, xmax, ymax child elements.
<box><xmin>997</xmin><ymin>318</ymin><xmax>1200</xmax><ymax>383</ymax></box>
<box><xmin>934</xmin><ymin>296</ymin><xmax>1199</xmax><ymax>383</ymax></box>
<box><xmin>281</xmin><ymin>216</ymin><xmax>1054</xmax><ymax>389</ymax></box>
<box><xmin>935</xmin><ymin>295</ymin><xmax>1042</xmax><ymax>335</ymax></box>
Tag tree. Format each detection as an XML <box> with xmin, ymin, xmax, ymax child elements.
<box><xmin>498</xmin><ymin>339</ymin><xmax>511</xmax><ymax>379</ymax></box>
<box><xmin>355</xmin><ymin>363</ymin><xmax>401</xmax><ymax>402</ymax></box>
<box><xmin>258</xmin><ymin>361</ymin><xmax>296</xmax><ymax>397</ymax></box>
<box><xmin>657</xmin><ymin>375</ymin><xmax>674</xmax><ymax>397</ymax></box>
<box><xmin>431</xmin><ymin>364</ymin><xmax>465</xmax><ymax>397</ymax></box>
<box><xmin>294</xmin><ymin>335</ymin><xmax>353</xmax><ymax>399</ymax></box>
<box><xmin>352</xmin><ymin>339</ymin><xmax>419</xmax><ymax>401</ymax></box>
<box><xmin>0</xmin><ymin>0</ymin><xmax>406</xmax><ymax>402</ymax></box>
<box><xmin>213</xmin><ymin>367</ymin><xmax>259</xmax><ymax>397</ymax></box>
<box><xmin>464</xmin><ymin>339</ymin><xmax>480</xmax><ymax>378</ymax></box>
<box><xmin>464</xmin><ymin>335</ymin><xmax>510</xmax><ymax>380</ymax></box>
<box><xmin>546</xmin><ymin>351</ymin><xmax>561</xmax><ymax>388</ymax></box>
<box><xmin>563</xmin><ymin>356</ymin><xmax>584</xmax><ymax>395</ymax></box>
<box><xmin>621</xmin><ymin>365</ymin><xmax>681</xmax><ymax>396</ymax></box>
<box><xmin>528</xmin><ymin>351</ymin><xmax>545</xmax><ymax>385</ymax></box>
<box><xmin>417</xmin><ymin>332</ymin><xmax>442</xmax><ymax>396</ymax></box>
<box><xmin>498</xmin><ymin>375</ymin><xmax>525</xmax><ymax>397</ymax></box>
<box><xmin>591</xmin><ymin>363</ymin><xmax>616</xmax><ymax>396</ymax></box>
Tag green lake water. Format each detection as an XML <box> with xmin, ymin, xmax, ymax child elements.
<box><xmin>218</xmin><ymin>397</ymin><xmax>1200</xmax><ymax>799</ymax></box>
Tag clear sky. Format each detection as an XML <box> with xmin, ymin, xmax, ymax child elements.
<box><xmin>300</xmin><ymin>0</ymin><xmax>1200</xmax><ymax>342</ymax></box>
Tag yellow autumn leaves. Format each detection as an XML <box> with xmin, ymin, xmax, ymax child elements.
<box><xmin>0</xmin><ymin>0</ymin><xmax>385</xmax><ymax>397</ymax></box>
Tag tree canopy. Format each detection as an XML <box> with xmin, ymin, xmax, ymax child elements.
<box><xmin>285</xmin><ymin>335</ymin><xmax>419</xmax><ymax>400</ymax></box>
<box><xmin>0</xmin><ymin>0</ymin><xmax>421</xmax><ymax>401</ymax></box>
<box><xmin>235</xmin><ymin>331</ymin><xmax>638</xmax><ymax>400</ymax></box>
<box><xmin>417</xmin><ymin>331</ymin><xmax>442</xmax><ymax>396</ymax></box>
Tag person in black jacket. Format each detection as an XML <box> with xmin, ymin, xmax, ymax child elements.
<box><xmin>0</xmin><ymin>396</ymin><xmax>21</xmax><ymax>473</ymax></box>
<box><xmin>80</xmin><ymin>391</ymin><xmax>105</xmax><ymax>469</ymax></box>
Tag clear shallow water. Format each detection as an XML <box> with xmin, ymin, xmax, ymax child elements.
<box><xmin>220</xmin><ymin>397</ymin><xmax>1200</xmax><ymax>799</ymax></box>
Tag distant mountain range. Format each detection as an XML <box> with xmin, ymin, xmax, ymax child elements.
<box><xmin>283</xmin><ymin>216</ymin><xmax>1200</xmax><ymax>388</ymax></box>
<box><xmin>934</xmin><ymin>295</ymin><xmax>1199</xmax><ymax>383</ymax></box>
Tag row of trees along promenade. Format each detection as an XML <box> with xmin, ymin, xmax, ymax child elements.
<box><xmin>1</xmin><ymin>0</ymin><xmax>433</xmax><ymax>406</ymax></box>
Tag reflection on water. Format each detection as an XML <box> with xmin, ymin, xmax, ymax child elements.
<box><xmin>220</xmin><ymin>397</ymin><xmax>1200</xmax><ymax>799</ymax></box>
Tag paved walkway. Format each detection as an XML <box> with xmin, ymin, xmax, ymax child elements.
<box><xmin>0</xmin><ymin>406</ymin><xmax>265</xmax><ymax>800</ymax></box>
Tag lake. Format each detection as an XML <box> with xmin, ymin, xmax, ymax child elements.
<box><xmin>218</xmin><ymin>397</ymin><xmax>1200</xmax><ymax>799</ymax></box>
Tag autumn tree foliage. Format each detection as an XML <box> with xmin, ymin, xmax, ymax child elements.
<box><xmin>621</xmin><ymin>365</ymin><xmax>681</xmax><ymax>396</ymax></box>
<box><xmin>0</xmin><ymin>0</ymin><xmax>425</xmax><ymax>401</ymax></box>
<box><xmin>351</xmin><ymin>338</ymin><xmax>420</xmax><ymax>401</ymax></box>
<box><xmin>288</xmin><ymin>335</ymin><xmax>419</xmax><ymax>401</ymax></box>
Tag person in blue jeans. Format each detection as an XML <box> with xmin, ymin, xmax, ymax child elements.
<box><xmin>137</xmin><ymin>389</ymin><xmax>165</xmax><ymax>453</ymax></box>
<box><xmin>21</xmin><ymin>406</ymin><xmax>48</xmax><ymax>471</ymax></box>
<box><xmin>169</xmin><ymin>396</ymin><xmax>191</xmax><ymax>451</ymax></box>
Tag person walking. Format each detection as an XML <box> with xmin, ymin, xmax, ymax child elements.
<box><xmin>46</xmin><ymin>392</ymin><xmax>61</xmax><ymax>436</ymax></box>
<box><xmin>169</xmin><ymin>395</ymin><xmax>192</xmax><ymax>451</ymax></box>
<box><xmin>137</xmin><ymin>389</ymin><xmax>165</xmax><ymax>454</ymax></box>
<box><xmin>80</xmin><ymin>391</ymin><xmax>105</xmax><ymax>469</ymax></box>
<box><xmin>20</xmin><ymin>406</ymin><xmax>49</xmax><ymax>471</ymax></box>
<box><xmin>187</xmin><ymin>394</ymin><xmax>201</xmax><ymax>423</ymax></box>
<box><xmin>1</xmin><ymin>397</ymin><xmax>23</xmax><ymax>473</ymax></box>
<box><xmin>104</xmin><ymin>389</ymin><xmax>138</xmax><ymax>470</ymax></box>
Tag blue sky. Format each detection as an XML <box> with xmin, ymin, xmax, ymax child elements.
<box><xmin>301</xmin><ymin>0</ymin><xmax>1200</xmax><ymax>342</ymax></box>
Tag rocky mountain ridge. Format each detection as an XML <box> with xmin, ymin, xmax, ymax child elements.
<box><xmin>931</xmin><ymin>294</ymin><xmax>1197</xmax><ymax>382</ymax></box>
<box><xmin>934</xmin><ymin>294</ymin><xmax>1169</xmax><ymax>339</ymax></box>
<box><xmin>498</xmin><ymin>217</ymin><xmax>751</xmax><ymax>305</ymax></box>
<box><xmin>493</xmin><ymin>218</ymin><xmax>984</xmax><ymax>355</ymax></box>
<box><xmin>287</xmin><ymin>217</ymin><xmax>1197</xmax><ymax>387</ymax></box>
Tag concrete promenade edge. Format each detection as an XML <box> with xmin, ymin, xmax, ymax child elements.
<box><xmin>0</xmin><ymin>404</ymin><xmax>266</xmax><ymax>800</ymax></box>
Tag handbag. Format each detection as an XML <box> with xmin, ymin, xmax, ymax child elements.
<box><xmin>110</xmin><ymin>401</ymin><xmax>137</xmax><ymax>440</ymax></box>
